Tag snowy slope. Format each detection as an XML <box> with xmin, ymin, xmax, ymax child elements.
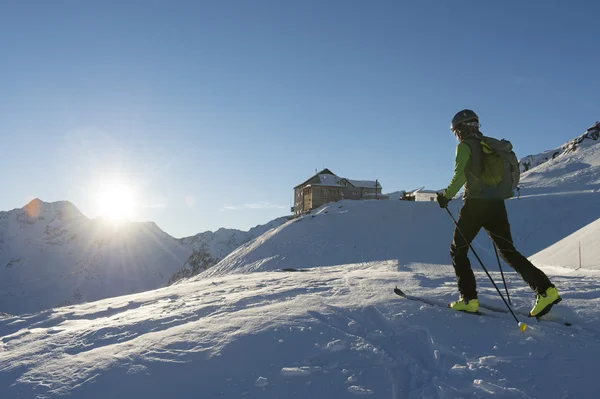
<box><xmin>180</xmin><ymin>216</ymin><xmax>289</xmax><ymax>260</ymax></box>
<box><xmin>518</xmin><ymin>121</ymin><xmax>600</xmax><ymax>195</ymax></box>
<box><xmin>529</xmin><ymin>217</ymin><xmax>600</xmax><ymax>270</ymax></box>
<box><xmin>200</xmin><ymin>192</ymin><xmax>600</xmax><ymax>278</ymax></box>
<box><xmin>1</xmin><ymin>261</ymin><xmax>599</xmax><ymax>398</ymax></box>
<box><xmin>519</xmin><ymin>121</ymin><xmax>599</xmax><ymax>173</ymax></box>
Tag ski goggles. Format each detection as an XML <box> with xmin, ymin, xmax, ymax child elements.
<box><xmin>451</xmin><ymin>120</ymin><xmax>480</xmax><ymax>133</ymax></box>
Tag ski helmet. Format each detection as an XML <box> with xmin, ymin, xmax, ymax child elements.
<box><xmin>451</xmin><ymin>109</ymin><xmax>479</xmax><ymax>132</ymax></box>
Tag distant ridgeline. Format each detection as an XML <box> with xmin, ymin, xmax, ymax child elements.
<box><xmin>520</xmin><ymin>121</ymin><xmax>600</xmax><ymax>172</ymax></box>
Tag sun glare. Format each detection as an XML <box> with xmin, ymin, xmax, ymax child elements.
<box><xmin>95</xmin><ymin>184</ymin><xmax>136</xmax><ymax>221</ymax></box>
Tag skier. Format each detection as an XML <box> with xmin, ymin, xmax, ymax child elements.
<box><xmin>436</xmin><ymin>109</ymin><xmax>561</xmax><ymax>318</ymax></box>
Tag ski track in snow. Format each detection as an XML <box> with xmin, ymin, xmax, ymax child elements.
<box><xmin>1</xmin><ymin>262</ymin><xmax>600</xmax><ymax>398</ymax></box>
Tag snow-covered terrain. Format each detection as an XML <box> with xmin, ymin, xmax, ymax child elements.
<box><xmin>201</xmin><ymin>190</ymin><xmax>600</xmax><ymax>278</ymax></box>
<box><xmin>0</xmin><ymin>199</ymin><xmax>287</xmax><ymax>314</ymax></box>
<box><xmin>2</xmin><ymin>124</ymin><xmax>600</xmax><ymax>398</ymax></box>
<box><xmin>530</xmin><ymin>217</ymin><xmax>600</xmax><ymax>270</ymax></box>
<box><xmin>180</xmin><ymin>217</ymin><xmax>289</xmax><ymax>261</ymax></box>
<box><xmin>1</xmin><ymin>258</ymin><xmax>599</xmax><ymax>398</ymax></box>
<box><xmin>518</xmin><ymin>121</ymin><xmax>600</xmax><ymax>178</ymax></box>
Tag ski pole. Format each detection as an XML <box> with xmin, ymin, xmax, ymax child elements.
<box><xmin>445</xmin><ymin>207</ymin><xmax>526</xmax><ymax>332</ymax></box>
<box><xmin>490</xmin><ymin>237</ymin><xmax>512</xmax><ymax>306</ymax></box>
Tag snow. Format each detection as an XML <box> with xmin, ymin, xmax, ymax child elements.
<box><xmin>180</xmin><ymin>217</ymin><xmax>288</xmax><ymax>260</ymax></box>
<box><xmin>199</xmin><ymin>191</ymin><xmax>600</xmax><ymax>278</ymax></box>
<box><xmin>1</xmin><ymin>124</ymin><xmax>600</xmax><ymax>397</ymax></box>
<box><xmin>529</xmin><ymin>217</ymin><xmax>600</xmax><ymax>270</ymax></box>
<box><xmin>2</xmin><ymin>261</ymin><xmax>600</xmax><ymax>398</ymax></box>
<box><xmin>518</xmin><ymin>121</ymin><xmax>600</xmax><ymax>177</ymax></box>
<box><xmin>518</xmin><ymin>133</ymin><xmax>600</xmax><ymax>195</ymax></box>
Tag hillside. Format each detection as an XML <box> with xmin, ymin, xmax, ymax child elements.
<box><xmin>200</xmin><ymin>192</ymin><xmax>600</xmax><ymax>279</ymax></box>
<box><xmin>518</xmin><ymin>121</ymin><xmax>600</xmax><ymax>195</ymax></box>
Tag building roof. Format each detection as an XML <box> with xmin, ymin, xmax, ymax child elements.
<box><xmin>313</xmin><ymin>173</ymin><xmax>342</xmax><ymax>187</ymax></box>
<box><xmin>294</xmin><ymin>168</ymin><xmax>336</xmax><ymax>189</ymax></box>
<box><xmin>295</xmin><ymin>168</ymin><xmax>382</xmax><ymax>190</ymax></box>
<box><xmin>342</xmin><ymin>179</ymin><xmax>381</xmax><ymax>188</ymax></box>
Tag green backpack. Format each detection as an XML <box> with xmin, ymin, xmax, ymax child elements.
<box><xmin>479</xmin><ymin>136</ymin><xmax>520</xmax><ymax>199</ymax></box>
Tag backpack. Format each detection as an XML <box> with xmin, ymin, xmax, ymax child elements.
<box><xmin>479</xmin><ymin>136</ymin><xmax>520</xmax><ymax>199</ymax></box>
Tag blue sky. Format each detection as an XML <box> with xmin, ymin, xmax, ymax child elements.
<box><xmin>1</xmin><ymin>1</ymin><xmax>599</xmax><ymax>238</ymax></box>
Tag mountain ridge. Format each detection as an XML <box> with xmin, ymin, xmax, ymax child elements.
<box><xmin>0</xmin><ymin>198</ymin><xmax>288</xmax><ymax>314</ymax></box>
<box><xmin>519</xmin><ymin>121</ymin><xmax>600</xmax><ymax>173</ymax></box>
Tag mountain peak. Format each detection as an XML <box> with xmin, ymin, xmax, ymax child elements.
<box><xmin>22</xmin><ymin>198</ymin><xmax>85</xmax><ymax>221</ymax></box>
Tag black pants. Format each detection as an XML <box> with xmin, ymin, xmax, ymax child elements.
<box><xmin>450</xmin><ymin>199</ymin><xmax>552</xmax><ymax>300</ymax></box>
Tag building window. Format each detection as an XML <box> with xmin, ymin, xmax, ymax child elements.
<box><xmin>430</xmin><ymin>197</ymin><xmax>434</xmax><ymax>201</ymax></box>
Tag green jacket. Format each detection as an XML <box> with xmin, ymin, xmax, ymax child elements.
<box><xmin>443</xmin><ymin>136</ymin><xmax>485</xmax><ymax>200</ymax></box>
<box><xmin>443</xmin><ymin>142</ymin><xmax>470</xmax><ymax>199</ymax></box>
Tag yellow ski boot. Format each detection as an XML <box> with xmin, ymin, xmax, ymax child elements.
<box><xmin>529</xmin><ymin>286</ymin><xmax>561</xmax><ymax>319</ymax></box>
<box><xmin>449</xmin><ymin>298</ymin><xmax>480</xmax><ymax>313</ymax></box>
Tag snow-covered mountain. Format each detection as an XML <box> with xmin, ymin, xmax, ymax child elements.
<box><xmin>0</xmin><ymin>199</ymin><xmax>288</xmax><ymax>314</ymax></box>
<box><xmin>0</xmin><ymin>199</ymin><xmax>191</xmax><ymax>314</ymax></box>
<box><xmin>517</xmin><ymin>122</ymin><xmax>600</xmax><ymax>196</ymax></box>
<box><xmin>519</xmin><ymin>121</ymin><xmax>600</xmax><ymax>173</ymax></box>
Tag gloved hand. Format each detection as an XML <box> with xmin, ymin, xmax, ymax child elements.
<box><xmin>436</xmin><ymin>192</ymin><xmax>450</xmax><ymax>208</ymax></box>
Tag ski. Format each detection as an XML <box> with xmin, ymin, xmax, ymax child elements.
<box><xmin>478</xmin><ymin>302</ymin><xmax>572</xmax><ymax>327</ymax></box>
<box><xmin>393</xmin><ymin>287</ymin><xmax>494</xmax><ymax>318</ymax></box>
<box><xmin>393</xmin><ymin>287</ymin><xmax>572</xmax><ymax>327</ymax></box>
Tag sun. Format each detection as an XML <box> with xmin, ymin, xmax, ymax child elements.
<box><xmin>95</xmin><ymin>183</ymin><xmax>136</xmax><ymax>221</ymax></box>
